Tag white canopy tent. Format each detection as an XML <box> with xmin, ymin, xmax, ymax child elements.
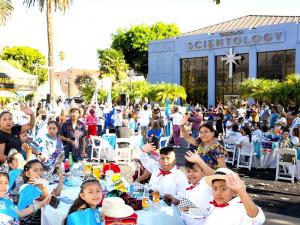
<box><xmin>0</xmin><ymin>60</ymin><xmax>38</xmax><ymax>92</ymax></box>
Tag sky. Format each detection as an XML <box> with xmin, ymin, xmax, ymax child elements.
<box><xmin>0</xmin><ymin>0</ymin><xmax>299</xmax><ymax>71</ymax></box>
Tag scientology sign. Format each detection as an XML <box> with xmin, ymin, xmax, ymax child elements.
<box><xmin>187</xmin><ymin>30</ymin><xmax>284</xmax><ymax>51</ymax></box>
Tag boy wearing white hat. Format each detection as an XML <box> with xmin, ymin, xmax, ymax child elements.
<box><xmin>149</xmin><ymin>147</ymin><xmax>188</xmax><ymax>199</ymax></box>
<box><xmin>203</xmin><ymin>168</ymin><xmax>265</xmax><ymax>225</ymax></box>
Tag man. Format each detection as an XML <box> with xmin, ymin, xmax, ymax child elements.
<box><xmin>60</xmin><ymin>106</ymin><xmax>86</xmax><ymax>162</ymax></box>
<box><xmin>169</xmin><ymin>106</ymin><xmax>183</xmax><ymax>147</ymax></box>
<box><xmin>113</xmin><ymin>106</ymin><xmax>123</xmax><ymax>138</ymax></box>
<box><xmin>149</xmin><ymin>146</ymin><xmax>188</xmax><ymax>198</ymax></box>
<box><xmin>138</xmin><ymin>104</ymin><xmax>152</xmax><ymax>143</ymax></box>
<box><xmin>187</xmin><ymin>107</ymin><xmax>202</xmax><ymax>149</ymax></box>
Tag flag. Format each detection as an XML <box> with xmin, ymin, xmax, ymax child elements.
<box><xmin>91</xmin><ymin>87</ymin><xmax>98</xmax><ymax>105</ymax></box>
<box><xmin>165</xmin><ymin>98</ymin><xmax>171</xmax><ymax>136</ymax></box>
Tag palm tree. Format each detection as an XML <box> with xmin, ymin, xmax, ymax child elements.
<box><xmin>0</xmin><ymin>0</ymin><xmax>13</xmax><ymax>26</ymax></box>
<box><xmin>23</xmin><ymin>0</ymin><xmax>73</xmax><ymax>100</ymax></box>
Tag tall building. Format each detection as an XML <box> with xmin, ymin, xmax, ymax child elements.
<box><xmin>148</xmin><ymin>15</ymin><xmax>300</xmax><ymax>106</ymax></box>
<box><xmin>55</xmin><ymin>68</ymin><xmax>99</xmax><ymax>97</ymax></box>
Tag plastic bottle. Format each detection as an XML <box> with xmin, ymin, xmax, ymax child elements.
<box><xmin>64</xmin><ymin>159</ymin><xmax>70</xmax><ymax>173</ymax></box>
<box><xmin>68</xmin><ymin>152</ymin><xmax>73</xmax><ymax>168</ymax></box>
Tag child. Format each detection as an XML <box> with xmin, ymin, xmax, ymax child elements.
<box><xmin>0</xmin><ymin>163</ymin><xmax>51</xmax><ymax>225</ymax></box>
<box><xmin>7</xmin><ymin>149</ymin><xmax>26</xmax><ymax>204</ymax></box>
<box><xmin>18</xmin><ymin>159</ymin><xmax>63</xmax><ymax>225</ymax></box>
<box><xmin>178</xmin><ymin>161</ymin><xmax>213</xmax><ymax>225</ymax></box>
<box><xmin>147</xmin><ymin>120</ymin><xmax>163</xmax><ymax>149</ymax></box>
<box><xmin>149</xmin><ymin>147</ymin><xmax>188</xmax><ymax>198</ymax></box>
<box><xmin>203</xmin><ymin>168</ymin><xmax>265</xmax><ymax>225</ymax></box>
<box><xmin>64</xmin><ymin>173</ymin><xmax>102</xmax><ymax>225</ymax></box>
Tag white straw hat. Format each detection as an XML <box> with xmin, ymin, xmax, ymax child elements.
<box><xmin>102</xmin><ymin>197</ymin><xmax>134</xmax><ymax>218</ymax></box>
<box><xmin>205</xmin><ymin>168</ymin><xmax>238</xmax><ymax>187</ymax></box>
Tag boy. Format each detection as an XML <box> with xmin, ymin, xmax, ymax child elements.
<box><xmin>149</xmin><ymin>147</ymin><xmax>188</xmax><ymax>198</ymax></box>
<box><xmin>204</xmin><ymin>168</ymin><xmax>265</xmax><ymax>225</ymax></box>
<box><xmin>175</xmin><ymin>161</ymin><xmax>213</xmax><ymax>225</ymax></box>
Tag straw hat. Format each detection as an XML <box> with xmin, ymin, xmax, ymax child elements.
<box><xmin>205</xmin><ymin>168</ymin><xmax>238</xmax><ymax>187</ymax></box>
<box><xmin>102</xmin><ymin>197</ymin><xmax>134</xmax><ymax>218</ymax></box>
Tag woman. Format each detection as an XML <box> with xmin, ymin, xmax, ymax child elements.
<box><xmin>236</xmin><ymin>126</ymin><xmax>252</xmax><ymax>149</ymax></box>
<box><xmin>180</xmin><ymin>115</ymin><xmax>227</xmax><ymax>171</ymax></box>
<box><xmin>0</xmin><ymin>104</ymin><xmax>35</xmax><ymax>163</ymax></box>
<box><xmin>85</xmin><ymin>107</ymin><xmax>98</xmax><ymax>139</ymax></box>
<box><xmin>215</xmin><ymin>108</ymin><xmax>224</xmax><ymax>138</ymax></box>
<box><xmin>276</xmin><ymin>112</ymin><xmax>287</xmax><ymax>127</ymax></box>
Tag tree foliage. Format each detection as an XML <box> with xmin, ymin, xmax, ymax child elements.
<box><xmin>74</xmin><ymin>73</ymin><xmax>96</xmax><ymax>92</ymax></box>
<box><xmin>97</xmin><ymin>48</ymin><xmax>128</xmax><ymax>82</ymax></box>
<box><xmin>241</xmin><ymin>74</ymin><xmax>300</xmax><ymax>106</ymax></box>
<box><xmin>0</xmin><ymin>0</ymin><xmax>13</xmax><ymax>26</ymax></box>
<box><xmin>0</xmin><ymin>46</ymin><xmax>48</xmax><ymax>85</ymax></box>
<box><xmin>111</xmin><ymin>22</ymin><xmax>181</xmax><ymax>77</ymax></box>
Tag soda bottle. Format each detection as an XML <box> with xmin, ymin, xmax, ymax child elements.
<box><xmin>68</xmin><ymin>152</ymin><xmax>73</xmax><ymax>168</ymax></box>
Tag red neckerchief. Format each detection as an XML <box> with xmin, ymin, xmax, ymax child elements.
<box><xmin>185</xmin><ymin>182</ymin><xmax>200</xmax><ymax>190</ymax></box>
<box><xmin>157</xmin><ymin>168</ymin><xmax>172</xmax><ymax>177</ymax></box>
<box><xmin>209</xmin><ymin>200</ymin><xmax>229</xmax><ymax>208</ymax></box>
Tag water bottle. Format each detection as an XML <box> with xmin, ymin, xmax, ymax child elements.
<box><xmin>68</xmin><ymin>152</ymin><xmax>73</xmax><ymax>168</ymax></box>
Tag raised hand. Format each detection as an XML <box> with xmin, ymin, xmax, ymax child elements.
<box><xmin>184</xmin><ymin>150</ymin><xmax>201</xmax><ymax>163</ymax></box>
<box><xmin>20</xmin><ymin>103</ymin><xmax>34</xmax><ymax>115</ymax></box>
<box><xmin>180</xmin><ymin>114</ymin><xmax>189</xmax><ymax>126</ymax></box>
<box><xmin>224</xmin><ymin>173</ymin><xmax>245</xmax><ymax>194</ymax></box>
<box><xmin>141</xmin><ymin>143</ymin><xmax>156</xmax><ymax>153</ymax></box>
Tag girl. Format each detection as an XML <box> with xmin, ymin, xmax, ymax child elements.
<box><xmin>64</xmin><ymin>173</ymin><xmax>102</xmax><ymax>225</ymax></box>
<box><xmin>35</xmin><ymin>121</ymin><xmax>64</xmax><ymax>168</ymax></box>
<box><xmin>0</xmin><ymin>164</ymin><xmax>51</xmax><ymax>225</ymax></box>
<box><xmin>236</xmin><ymin>127</ymin><xmax>252</xmax><ymax>149</ymax></box>
<box><xmin>18</xmin><ymin>160</ymin><xmax>63</xmax><ymax>225</ymax></box>
<box><xmin>7</xmin><ymin>149</ymin><xmax>26</xmax><ymax>204</ymax></box>
<box><xmin>147</xmin><ymin>120</ymin><xmax>163</xmax><ymax>149</ymax></box>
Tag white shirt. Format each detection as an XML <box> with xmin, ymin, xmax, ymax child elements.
<box><xmin>149</xmin><ymin>166</ymin><xmax>188</xmax><ymax>199</ymax></box>
<box><xmin>236</xmin><ymin>136</ymin><xmax>250</xmax><ymax>145</ymax></box>
<box><xmin>180</xmin><ymin>178</ymin><xmax>213</xmax><ymax>225</ymax></box>
<box><xmin>291</xmin><ymin>117</ymin><xmax>300</xmax><ymax>129</ymax></box>
<box><xmin>225</xmin><ymin>131</ymin><xmax>242</xmax><ymax>140</ymax></box>
<box><xmin>137</xmin><ymin>151</ymin><xmax>159</xmax><ymax>173</ymax></box>
<box><xmin>169</xmin><ymin>112</ymin><xmax>183</xmax><ymax>126</ymax></box>
<box><xmin>252</xmin><ymin>129</ymin><xmax>263</xmax><ymax>140</ymax></box>
<box><xmin>113</xmin><ymin>112</ymin><xmax>123</xmax><ymax>127</ymax></box>
<box><xmin>225</xmin><ymin>120</ymin><xmax>233</xmax><ymax>133</ymax></box>
<box><xmin>203</xmin><ymin>197</ymin><xmax>265</xmax><ymax>225</ymax></box>
<box><xmin>138</xmin><ymin>110</ymin><xmax>152</xmax><ymax>126</ymax></box>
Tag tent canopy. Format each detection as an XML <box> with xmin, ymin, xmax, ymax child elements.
<box><xmin>0</xmin><ymin>60</ymin><xmax>38</xmax><ymax>91</ymax></box>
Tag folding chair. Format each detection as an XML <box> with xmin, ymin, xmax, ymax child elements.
<box><xmin>236</xmin><ymin>141</ymin><xmax>254</xmax><ymax>171</ymax></box>
<box><xmin>90</xmin><ymin>135</ymin><xmax>108</xmax><ymax>163</ymax></box>
<box><xmin>223</xmin><ymin>136</ymin><xmax>237</xmax><ymax>165</ymax></box>
<box><xmin>159</xmin><ymin>136</ymin><xmax>170</xmax><ymax>148</ymax></box>
<box><xmin>115</xmin><ymin>138</ymin><xmax>132</xmax><ymax>164</ymax></box>
<box><xmin>275</xmin><ymin>148</ymin><xmax>297</xmax><ymax>183</ymax></box>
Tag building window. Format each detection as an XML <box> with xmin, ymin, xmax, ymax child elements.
<box><xmin>181</xmin><ymin>57</ymin><xmax>208</xmax><ymax>106</ymax></box>
<box><xmin>257</xmin><ymin>49</ymin><xmax>295</xmax><ymax>80</ymax></box>
<box><xmin>215</xmin><ymin>53</ymin><xmax>249</xmax><ymax>105</ymax></box>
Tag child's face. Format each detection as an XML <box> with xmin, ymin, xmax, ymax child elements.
<box><xmin>25</xmin><ymin>162</ymin><xmax>44</xmax><ymax>180</ymax></box>
<box><xmin>47</xmin><ymin>123</ymin><xmax>58</xmax><ymax>137</ymax></box>
<box><xmin>9</xmin><ymin>153</ymin><xmax>25</xmax><ymax>170</ymax></box>
<box><xmin>0</xmin><ymin>175</ymin><xmax>9</xmax><ymax>197</ymax></box>
<box><xmin>159</xmin><ymin>152</ymin><xmax>176</xmax><ymax>171</ymax></box>
<box><xmin>186</xmin><ymin>165</ymin><xmax>204</xmax><ymax>185</ymax></box>
<box><xmin>212</xmin><ymin>180</ymin><xmax>235</xmax><ymax>205</ymax></box>
<box><xmin>80</xmin><ymin>182</ymin><xmax>102</xmax><ymax>209</ymax></box>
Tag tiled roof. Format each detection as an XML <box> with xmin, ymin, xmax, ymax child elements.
<box><xmin>183</xmin><ymin>15</ymin><xmax>300</xmax><ymax>36</ymax></box>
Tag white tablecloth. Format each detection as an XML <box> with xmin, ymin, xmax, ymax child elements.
<box><xmin>42</xmin><ymin>184</ymin><xmax>185</xmax><ymax>225</ymax></box>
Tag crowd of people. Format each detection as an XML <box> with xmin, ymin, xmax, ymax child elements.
<box><xmin>2</xmin><ymin>98</ymin><xmax>299</xmax><ymax>224</ymax></box>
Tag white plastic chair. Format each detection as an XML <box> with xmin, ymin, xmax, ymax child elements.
<box><xmin>90</xmin><ymin>135</ymin><xmax>108</xmax><ymax>163</ymax></box>
<box><xmin>236</xmin><ymin>141</ymin><xmax>254</xmax><ymax>171</ymax></box>
<box><xmin>115</xmin><ymin>138</ymin><xmax>132</xmax><ymax>164</ymax></box>
<box><xmin>275</xmin><ymin>148</ymin><xmax>297</xmax><ymax>183</ymax></box>
<box><xmin>159</xmin><ymin>136</ymin><xmax>170</xmax><ymax>148</ymax></box>
<box><xmin>223</xmin><ymin>136</ymin><xmax>237</xmax><ymax>165</ymax></box>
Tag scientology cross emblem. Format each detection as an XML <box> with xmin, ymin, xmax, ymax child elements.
<box><xmin>221</xmin><ymin>48</ymin><xmax>242</xmax><ymax>79</ymax></box>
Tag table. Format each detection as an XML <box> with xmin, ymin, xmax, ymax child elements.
<box><xmin>252</xmin><ymin>141</ymin><xmax>278</xmax><ymax>168</ymax></box>
<box><xmin>42</xmin><ymin>183</ymin><xmax>185</xmax><ymax>225</ymax></box>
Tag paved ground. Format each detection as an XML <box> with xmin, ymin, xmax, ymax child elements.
<box><xmin>173</xmin><ymin>142</ymin><xmax>300</xmax><ymax>224</ymax></box>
